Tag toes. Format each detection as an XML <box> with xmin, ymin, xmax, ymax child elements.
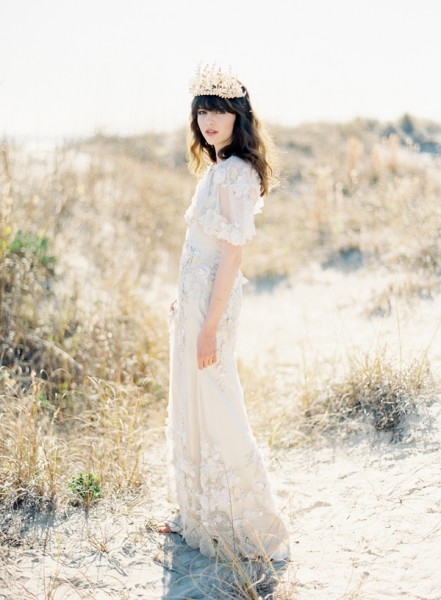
<box><xmin>158</xmin><ymin>525</ymin><xmax>172</xmax><ymax>534</ymax></box>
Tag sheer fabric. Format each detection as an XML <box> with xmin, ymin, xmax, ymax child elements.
<box><xmin>184</xmin><ymin>155</ymin><xmax>264</xmax><ymax>245</ymax></box>
<box><xmin>166</xmin><ymin>155</ymin><xmax>289</xmax><ymax>559</ymax></box>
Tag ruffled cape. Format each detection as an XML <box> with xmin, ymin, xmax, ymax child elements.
<box><xmin>184</xmin><ymin>156</ymin><xmax>264</xmax><ymax>246</ymax></box>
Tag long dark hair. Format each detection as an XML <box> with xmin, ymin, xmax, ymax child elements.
<box><xmin>188</xmin><ymin>88</ymin><xmax>276</xmax><ymax>196</ymax></box>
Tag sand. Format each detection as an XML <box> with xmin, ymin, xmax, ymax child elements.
<box><xmin>1</xmin><ymin>263</ymin><xmax>441</xmax><ymax>599</ymax></box>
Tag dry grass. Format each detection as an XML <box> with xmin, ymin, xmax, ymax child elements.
<box><xmin>244</xmin><ymin>347</ymin><xmax>437</xmax><ymax>450</ymax></box>
<box><xmin>365</xmin><ymin>273</ymin><xmax>441</xmax><ymax>317</ymax></box>
<box><xmin>1</xmin><ymin>141</ymin><xmax>173</xmax><ymax>513</ymax></box>
<box><xmin>250</xmin><ymin>117</ymin><xmax>441</xmax><ymax>280</ymax></box>
<box><xmin>207</xmin><ymin>557</ymin><xmax>291</xmax><ymax>600</ymax></box>
<box><xmin>155</xmin><ymin>529</ymin><xmax>295</xmax><ymax>600</ymax></box>
<box><xmin>0</xmin><ymin>372</ymin><xmax>166</xmax><ymax>511</ymax></box>
<box><xmin>74</xmin><ymin>116</ymin><xmax>441</xmax><ymax>283</ymax></box>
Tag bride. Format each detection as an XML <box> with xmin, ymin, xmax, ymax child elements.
<box><xmin>159</xmin><ymin>65</ymin><xmax>289</xmax><ymax>561</ymax></box>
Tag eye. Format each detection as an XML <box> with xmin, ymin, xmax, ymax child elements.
<box><xmin>216</xmin><ymin>109</ymin><xmax>226</xmax><ymax>114</ymax></box>
<box><xmin>197</xmin><ymin>109</ymin><xmax>207</xmax><ymax>115</ymax></box>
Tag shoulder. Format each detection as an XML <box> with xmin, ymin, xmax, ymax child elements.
<box><xmin>222</xmin><ymin>155</ymin><xmax>249</xmax><ymax>169</ymax></box>
<box><xmin>214</xmin><ymin>155</ymin><xmax>259</xmax><ymax>186</ymax></box>
<box><xmin>221</xmin><ymin>155</ymin><xmax>254</xmax><ymax>174</ymax></box>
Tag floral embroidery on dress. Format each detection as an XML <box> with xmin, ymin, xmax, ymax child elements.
<box><xmin>166</xmin><ymin>156</ymin><xmax>290</xmax><ymax>560</ymax></box>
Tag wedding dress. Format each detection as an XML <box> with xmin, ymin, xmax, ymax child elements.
<box><xmin>166</xmin><ymin>155</ymin><xmax>289</xmax><ymax>560</ymax></box>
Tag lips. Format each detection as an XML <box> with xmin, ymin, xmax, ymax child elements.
<box><xmin>205</xmin><ymin>129</ymin><xmax>218</xmax><ymax>136</ymax></box>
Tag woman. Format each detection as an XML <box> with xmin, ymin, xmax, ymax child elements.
<box><xmin>159</xmin><ymin>65</ymin><xmax>289</xmax><ymax>561</ymax></box>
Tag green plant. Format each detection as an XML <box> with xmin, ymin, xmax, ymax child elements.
<box><xmin>6</xmin><ymin>229</ymin><xmax>56</xmax><ymax>271</ymax></box>
<box><xmin>68</xmin><ymin>471</ymin><xmax>102</xmax><ymax>508</ymax></box>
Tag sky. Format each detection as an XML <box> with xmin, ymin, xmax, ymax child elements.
<box><xmin>1</xmin><ymin>0</ymin><xmax>441</xmax><ymax>139</ymax></box>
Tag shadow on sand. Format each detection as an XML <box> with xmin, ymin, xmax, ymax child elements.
<box><xmin>160</xmin><ymin>533</ymin><xmax>290</xmax><ymax>599</ymax></box>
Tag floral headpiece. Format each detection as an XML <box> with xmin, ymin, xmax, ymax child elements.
<box><xmin>189</xmin><ymin>63</ymin><xmax>246</xmax><ymax>99</ymax></box>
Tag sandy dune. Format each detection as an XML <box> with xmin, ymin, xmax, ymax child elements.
<box><xmin>1</xmin><ymin>264</ymin><xmax>441</xmax><ymax>599</ymax></box>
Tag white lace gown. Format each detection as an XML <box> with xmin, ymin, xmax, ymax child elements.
<box><xmin>166</xmin><ymin>155</ymin><xmax>289</xmax><ymax>560</ymax></box>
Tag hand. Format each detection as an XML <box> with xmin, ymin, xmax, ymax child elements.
<box><xmin>197</xmin><ymin>326</ymin><xmax>217</xmax><ymax>370</ymax></box>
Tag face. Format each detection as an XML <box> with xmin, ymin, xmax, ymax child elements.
<box><xmin>197</xmin><ymin>108</ymin><xmax>236</xmax><ymax>154</ymax></box>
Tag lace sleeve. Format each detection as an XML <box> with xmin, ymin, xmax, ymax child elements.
<box><xmin>184</xmin><ymin>157</ymin><xmax>264</xmax><ymax>245</ymax></box>
<box><xmin>212</xmin><ymin>159</ymin><xmax>263</xmax><ymax>246</ymax></box>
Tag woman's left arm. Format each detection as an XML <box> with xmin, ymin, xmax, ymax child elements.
<box><xmin>197</xmin><ymin>242</ymin><xmax>242</xmax><ymax>370</ymax></box>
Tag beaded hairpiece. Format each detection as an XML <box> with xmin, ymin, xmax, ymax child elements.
<box><xmin>189</xmin><ymin>63</ymin><xmax>246</xmax><ymax>99</ymax></box>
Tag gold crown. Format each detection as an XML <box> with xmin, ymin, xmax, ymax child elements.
<box><xmin>189</xmin><ymin>63</ymin><xmax>246</xmax><ymax>99</ymax></box>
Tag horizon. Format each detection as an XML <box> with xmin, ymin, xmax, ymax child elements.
<box><xmin>3</xmin><ymin>111</ymin><xmax>439</xmax><ymax>147</ymax></box>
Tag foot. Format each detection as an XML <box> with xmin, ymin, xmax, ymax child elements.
<box><xmin>158</xmin><ymin>524</ymin><xmax>172</xmax><ymax>534</ymax></box>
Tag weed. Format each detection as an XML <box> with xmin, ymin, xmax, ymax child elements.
<box><xmin>366</xmin><ymin>274</ymin><xmax>440</xmax><ymax>318</ymax></box>
<box><xmin>68</xmin><ymin>472</ymin><xmax>101</xmax><ymax>509</ymax></box>
<box><xmin>6</xmin><ymin>230</ymin><xmax>56</xmax><ymax>271</ymax></box>
<box><xmin>325</xmin><ymin>354</ymin><xmax>428</xmax><ymax>433</ymax></box>
<box><xmin>259</xmin><ymin>348</ymin><xmax>437</xmax><ymax>449</ymax></box>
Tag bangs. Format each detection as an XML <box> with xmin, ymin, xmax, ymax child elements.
<box><xmin>193</xmin><ymin>95</ymin><xmax>235</xmax><ymax>113</ymax></box>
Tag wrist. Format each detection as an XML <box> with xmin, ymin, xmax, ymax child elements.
<box><xmin>202</xmin><ymin>320</ymin><xmax>218</xmax><ymax>335</ymax></box>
